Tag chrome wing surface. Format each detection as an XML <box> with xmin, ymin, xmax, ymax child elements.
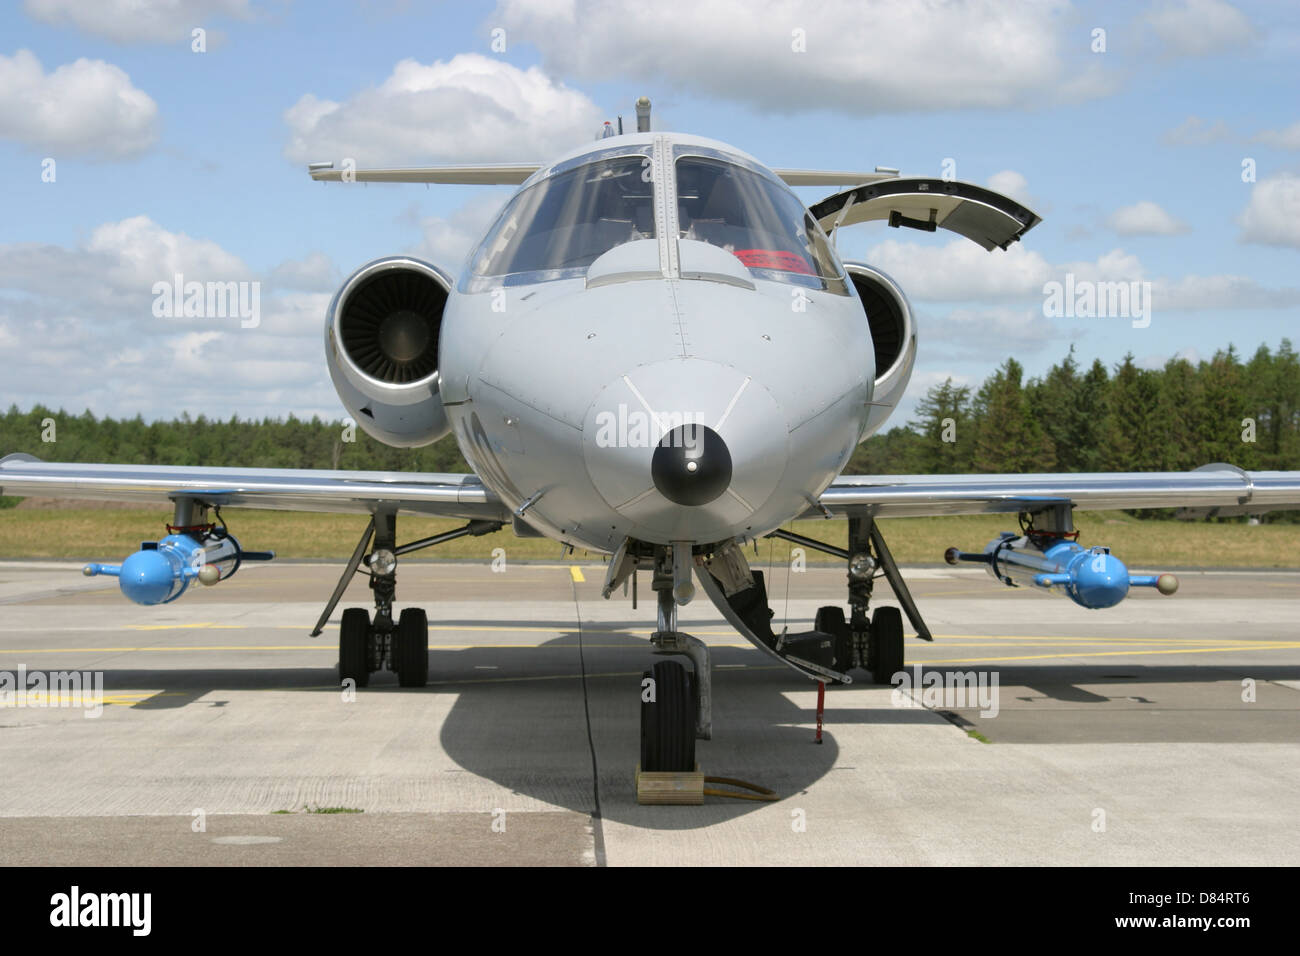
<box><xmin>812</xmin><ymin>465</ymin><xmax>1300</xmax><ymax>519</ymax></box>
<box><xmin>0</xmin><ymin>454</ymin><xmax>509</xmax><ymax>522</ymax></box>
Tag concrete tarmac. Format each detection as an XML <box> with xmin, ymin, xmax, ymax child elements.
<box><xmin>0</xmin><ymin>558</ymin><xmax>1297</xmax><ymax>865</ymax></box>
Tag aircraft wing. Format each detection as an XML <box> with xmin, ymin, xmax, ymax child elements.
<box><xmin>811</xmin><ymin>466</ymin><xmax>1300</xmax><ymax>519</ymax></box>
<box><xmin>308</xmin><ymin>163</ymin><xmax>540</xmax><ymax>185</ymax></box>
<box><xmin>0</xmin><ymin>454</ymin><xmax>510</xmax><ymax>522</ymax></box>
<box><xmin>771</xmin><ymin>169</ymin><xmax>897</xmax><ymax>187</ymax></box>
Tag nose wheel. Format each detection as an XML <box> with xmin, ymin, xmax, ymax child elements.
<box><xmin>641</xmin><ymin>659</ymin><xmax>697</xmax><ymax>772</ymax></box>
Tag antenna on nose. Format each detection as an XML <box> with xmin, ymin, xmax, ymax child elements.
<box><xmin>636</xmin><ymin>96</ymin><xmax>651</xmax><ymax>133</ymax></box>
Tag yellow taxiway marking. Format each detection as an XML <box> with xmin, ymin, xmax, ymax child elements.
<box><xmin>0</xmin><ymin>646</ymin><xmax>338</xmax><ymax>653</ymax></box>
<box><xmin>3</xmin><ymin>638</ymin><xmax>1294</xmax><ymax>658</ymax></box>
<box><xmin>569</xmin><ymin>566</ymin><xmax>585</xmax><ymax>582</ymax></box>
<box><xmin>4</xmin><ymin>691</ymin><xmax>189</xmax><ymax>706</ymax></box>
<box><xmin>0</xmin><ymin>643</ymin><xmax>754</xmax><ymax>653</ymax></box>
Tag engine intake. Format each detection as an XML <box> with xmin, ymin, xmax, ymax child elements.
<box><xmin>844</xmin><ymin>263</ymin><xmax>916</xmax><ymax>440</ymax></box>
<box><xmin>326</xmin><ymin>257</ymin><xmax>453</xmax><ymax>447</ymax></box>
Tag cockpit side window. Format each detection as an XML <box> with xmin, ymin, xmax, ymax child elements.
<box><xmin>471</xmin><ymin>155</ymin><xmax>655</xmax><ymax>278</ymax></box>
<box><xmin>674</xmin><ymin>155</ymin><xmax>847</xmax><ymax>295</ymax></box>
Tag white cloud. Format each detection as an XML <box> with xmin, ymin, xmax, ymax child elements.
<box><xmin>924</xmin><ymin>306</ymin><xmax>1073</xmax><ymax>360</ymax></box>
<box><xmin>284</xmin><ymin>53</ymin><xmax>605</xmax><ymax>166</ymax></box>
<box><xmin>493</xmin><ymin>0</ymin><xmax>1114</xmax><ymax>114</ymax></box>
<box><xmin>1253</xmin><ymin>121</ymin><xmax>1300</xmax><ymax>150</ymax></box>
<box><xmin>0</xmin><ymin>50</ymin><xmax>158</xmax><ymax>158</ymax></box>
<box><xmin>0</xmin><ymin>218</ymin><xmax>343</xmax><ymax>420</ymax></box>
<box><xmin>0</xmin><ymin>216</ymin><xmax>252</xmax><ymax>315</ymax></box>
<box><xmin>1237</xmin><ymin>173</ymin><xmax>1300</xmax><ymax>248</ymax></box>
<box><xmin>268</xmin><ymin>252</ymin><xmax>337</xmax><ymax>292</ymax></box>
<box><xmin>410</xmin><ymin>192</ymin><xmax>510</xmax><ymax>268</ymax></box>
<box><xmin>1153</xmin><ymin>274</ymin><xmax>1300</xmax><ymax>310</ymax></box>
<box><xmin>856</xmin><ymin>238</ymin><xmax>1058</xmax><ymax>302</ymax></box>
<box><xmin>1162</xmin><ymin>115</ymin><xmax>1231</xmax><ymax>145</ymax></box>
<box><xmin>854</xmin><ymin>236</ymin><xmax>1297</xmax><ymax>313</ymax></box>
<box><xmin>1106</xmin><ymin>200</ymin><xmax>1190</xmax><ymax>236</ymax></box>
<box><xmin>987</xmin><ymin>170</ymin><xmax>1031</xmax><ymax>205</ymax></box>
<box><xmin>1144</xmin><ymin>0</ymin><xmax>1257</xmax><ymax>57</ymax></box>
<box><xmin>89</xmin><ymin>216</ymin><xmax>250</xmax><ymax>287</ymax></box>
<box><xmin>24</xmin><ymin>0</ymin><xmax>253</xmax><ymax>44</ymax></box>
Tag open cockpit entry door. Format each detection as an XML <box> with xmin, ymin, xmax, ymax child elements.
<box><xmin>809</xmin><ymin>178</ymin><xmax>1042</xmax><ymax>251</ymax></box>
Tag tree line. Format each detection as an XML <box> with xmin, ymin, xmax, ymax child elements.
<box><xmin>845</xmin><ymin>340</ymin><xmax>1299</xmax><ymax>521</ymax></box>
<box><xmin>3</xmin><ymin>340</ymin><xmax>1297</xmax><ymax>519</ymax></box>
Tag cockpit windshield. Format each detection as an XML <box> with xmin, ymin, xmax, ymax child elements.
<box><xmin>674</xmin><ymin>154</ymin><xmax>847</xmax><ymax>294</ymax></box>
<box><xmin>470</xmin><ymin>154</ymin><xmax>655</xmax><ymax>278</ymax></box>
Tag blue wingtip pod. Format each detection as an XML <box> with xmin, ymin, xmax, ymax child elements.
<box><xmin>117</xmin><ymin>546</ymin><xmax>196</xmax><ymax>605</ymax></box>
<box><xmin>81</xmin><ymin>529</ymin><xmax>266</xmax><ymax>606</ymax></box>
<box><xmin>1063</xmin><ymin>547</ymin><xmax>1130</xmax><ymax>609</ymax></box>
<box><xmin>952</xmin><ymin>534</ymin><xmax>1179</xmax><ymax>610</ymax></box>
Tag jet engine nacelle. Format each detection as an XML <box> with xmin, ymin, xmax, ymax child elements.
<box><xmin>844</xmin><ymin>263</ymin><xmax>917</xmax><ymax>440</ymax></box>
<box><xmin>326</xmin><ymin>256</ymin><xmax>453</xmax><ymax>448</ymax></box>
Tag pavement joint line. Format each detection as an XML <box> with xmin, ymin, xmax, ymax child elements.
<box><xmin>3</xmin><ymin>638</ymin><xmax>1295</xmax><ymax>655</ymax></box>
<box><xmin>0</xmin><ymin>643</ymin><xmax>755</xmax><ymax>653</ymax></box>
<box><xmin>917</xmin><ymin>643</ymin><xmax>1300</xmax><ymax>664</ymax></box>
<box><xmin>569</xmin><ymin>571</ymin><xmax>605</xmax><ymax>867</ymax></box>
<box><xmin>424</xmin><ymin>665</ymin><xmax>790</xmax><ymax>686</ymax></box>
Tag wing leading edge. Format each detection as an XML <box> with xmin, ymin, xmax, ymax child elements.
<box><xmin>811</xmin><ymin>465</ymin><xmax>1300</xmax><ymax>519</ymax></box>
<box><xmin>306</xmin><ymin>163</ymin><xmax>897</xmax><ymax>189</ymax></box>
<box><xmin>0</xmin><ymin>455</ymin><xmax>509</xmax><ymax>522</ymax></box>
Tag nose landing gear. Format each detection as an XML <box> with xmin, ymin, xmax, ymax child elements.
<box><xmin>639</xmin><ymin>545</ymin><xmax>710</xmax><ymax>772</ymax></box>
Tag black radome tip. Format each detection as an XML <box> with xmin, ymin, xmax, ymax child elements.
<box><xmin>651</xmin><ymin>424</ymin><xmax>731</xmax><ymax>507</ymax></box>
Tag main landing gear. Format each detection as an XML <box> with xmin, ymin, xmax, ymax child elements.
<box><xmin>773</xmin><ymin>514</ymin><xmax>931</xmax><ymax>684</ymax></box>
<box><xmin>312</xmin><ymin>511</ymin><xmax>501</xmax><ymax>688</ymax></box>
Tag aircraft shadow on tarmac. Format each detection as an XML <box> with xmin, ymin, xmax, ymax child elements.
<box><xmin>95</xmin><ymin>631</ymin><xmax>1300</xmax><ymax>826</ymax></box>
<box><xmin>433</xmin><ymin>628</ymin><xmax>866</xmax><ymax>827</ymax></box>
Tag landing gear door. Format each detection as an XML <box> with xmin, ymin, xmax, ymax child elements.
<box><xmin>809</xmin><ymin>178</ymin><xmax>1042</xmax><ymax>251</ymax></box>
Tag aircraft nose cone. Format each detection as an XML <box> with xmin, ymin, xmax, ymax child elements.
<box><xmin>582</xmin><ymin>358</ymin><xmax>789</xmax><ymax>544</ymax></box>
<box><xmin>651</xmin><ymin>424</ymin><xmax>731</xmax><ymax>506</ymax></box>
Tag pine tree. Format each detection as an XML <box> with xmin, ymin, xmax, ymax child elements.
<box><xmin>908</xmin><ymin>377</ymin><xmax>973</xmax><ymax>473</ymax></box>
<box><xmin>971</xmin><ymin>358</ymin><xmax>1055</xmax><ymax>472</ymax></box>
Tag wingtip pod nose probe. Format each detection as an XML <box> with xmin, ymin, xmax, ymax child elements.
<box><xmin>945</xmin><ymin>533</ymin><xmax>1178</xmax><ymax>610</ymax></box>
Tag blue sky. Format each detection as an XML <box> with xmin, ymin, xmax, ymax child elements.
<box><xmin>1</xmin><ymin>0</ymin><xmax>1298</xmax><ymax>424</ymax></box>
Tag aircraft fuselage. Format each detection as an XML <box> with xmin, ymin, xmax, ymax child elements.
<box><xmin>437</xmin><ymin>133</ymin><xmax>876</xmax><ymax>553</ymax></box>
